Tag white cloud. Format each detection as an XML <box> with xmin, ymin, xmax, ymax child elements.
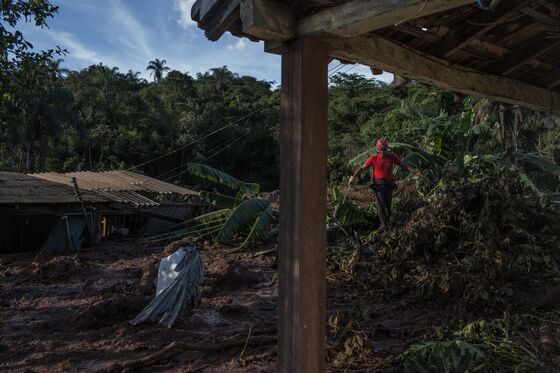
<box><xmin>176</xmin><ymin>0</ymin><xmax>197</xmax><ymax>28</ymax></box>
<box><xmin>227</xmin><ymin>38</ymin><xmax>247</xmax><ymax>51</ymax></box>
<box><xmin>109</xmin><ymin>0</ymin><xmax>154</xmax><ymax>59</ymax></box>
<box><xmin>47</xmin><ymin>29</ymin><xmax>118</xmax><ymax>67</ymax></box>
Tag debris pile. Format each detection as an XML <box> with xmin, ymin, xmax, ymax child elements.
<box><xmin>362</xmin><ymin>169</ymin><xmax>560</xmax><ymax>309</ymax></box>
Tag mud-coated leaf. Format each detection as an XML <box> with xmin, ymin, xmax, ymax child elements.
<box><xmin>215</xmin><ymin>198</ymin><xmax>271</xmax><ymax>243</ymax></box>
<box><xmin>237</xmin><ymin>207</ymin><xmax>274</xmax><ymax>250</ymax></box>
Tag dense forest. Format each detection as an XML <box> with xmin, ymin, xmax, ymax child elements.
<box><xmin>2</xmin><ymin>60</ymin><xmax>560</xmax><ymax>191</ymax></box>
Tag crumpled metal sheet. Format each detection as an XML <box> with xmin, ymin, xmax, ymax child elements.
<box><xmin>129</xmin><ymin>246</ymin><xmax>203</xmax><ymax>328</ymax></box>
<box><xmin>41</xmin><ymin>216</ymin><xmax>87</xmax><ymax>253</ymax></box>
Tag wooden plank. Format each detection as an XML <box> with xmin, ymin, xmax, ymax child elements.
<box><xmin>191</xmin><ymin>0</ymin><xmax>221</xmax><ymax>23</ymax></box>
<box><xmin>208</xmin><ymin>1</ymin><xmax>242</xmax><ymax>41</ymax></box>
<box><xmin>279</xmin><ymin>37</ymin><xmax>328</xmax><ymax>373</ymax></box>
<box><xmin>325</xmin><ymin>34</ymin><xmax>560</xmax><ymax>114</ymax></box>
<box><xmin>241</xmin><ymin>0</ymin><xmax>296</xmax><ymax>41</ymax></box>
<box><xmin>499</xmin><ymin>39</ymin><xmax>560</xmax><ymax>76</ymax></box>
<box><xmin>396</xmin><ymin>24</ymin><xmax>554</xmax><ymax>70</ymax></box>
<box><xmin>520</xmin><ymin>7</ymin><xmax>560</xmax><ymax>27</ymax></box>
<box><xmin>298</xmin><ymin>0</ymin><xmax>475</xmax><ymax>37</ymax></box>
<box><xmin>192</xmin><ymin>0</ymin><xmax>242</xmax><ymax>41</ymax></box>
<box><xmin>436</xmin><ymin>0</ymin><xmax>532</xmax><ymax>58</ymax></box>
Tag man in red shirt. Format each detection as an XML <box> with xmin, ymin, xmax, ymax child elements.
<box><xmin>348</xmin><ymin>138</ymin><xmax>421</xmax><ymax>228</ymax></box>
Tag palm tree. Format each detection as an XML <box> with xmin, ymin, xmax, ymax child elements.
<box><xmin>146</xmin><ymin>59</ymin><xmax>170</xmax><ymax>83</ymax></box>
<box><xmin>126</xmin><ymin>69</ymin><xmax>141</xmax><ymax>80</ymax></box>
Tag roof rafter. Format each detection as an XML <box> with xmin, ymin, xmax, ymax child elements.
<box><xmin>498</xmin><ymin>39</ymin><xmax>560</xmax><ymax>76</ymax></box>
<box><xmin>192</xmin><ymin>0</ymin><xmax>242</xmax><ymax>41</ymax></box>
<box><xmin>395</xmin><ymin>24</ymin><xmax>554</xmax><ymax>71</ymax></box>
<box><xmin>241</xmin><ymin>0</ymin><xmax>296</xmax><ymax>41</ymax></box>
<box><xmin>297</xmin><ymin>0</ymin><xmax>475</xmax><ymax>37</ymax></box>
<box><xmin>520</xmin><ymin>6</ymin><xmax>560</xmax><ymax>27</ymax></box>
<box><xmin>432</xmin><ymin>0</ymin><xmax>532</xmax><ymax>59</ymax></box>
<box><xmin>325</xmin><ymin>34</ymin><xmax>560</xmax><ymax>114</ymax></box>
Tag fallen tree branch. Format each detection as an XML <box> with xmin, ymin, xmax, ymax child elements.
<box><xmin>94</xmin><ymin>335</ymin><xmax>276</xmax><ymax>372</ymax></box>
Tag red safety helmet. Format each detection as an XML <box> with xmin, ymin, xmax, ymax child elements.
<box><xmin>376</xmin><ymin>138</ymin><xmax>389</xmax><ymax>151</ymax></box>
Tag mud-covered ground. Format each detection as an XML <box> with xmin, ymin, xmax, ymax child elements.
<box><xmin>0</xmin><ymin>240</ymin><xmax>453</xmax><ymax>372</ymax></box>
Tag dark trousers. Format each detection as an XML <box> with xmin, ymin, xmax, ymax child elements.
<box><xmin>370</xmin><ymin>181</ymin><xmax>396</xmax><ymax>227</ymax></box>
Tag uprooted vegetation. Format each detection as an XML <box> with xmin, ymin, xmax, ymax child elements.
<box><xmin>325</xmin><ymin>164</ymin><xmax>560</xmax><ymax>372</ymax></box>
<box><xmin>369</xmin><ymin>168</ymin><xmax>560</xmax><ymax>309</ymax></box>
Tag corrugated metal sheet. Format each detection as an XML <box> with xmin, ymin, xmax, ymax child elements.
<box><xmin>0</xmin><ymin>172</ymin><xmax>108</xmax><ymax>205</ymax></box>
<box><xmin>31</xmin><ymin>170</ymin><xmax>197</xmax><ymax>195</ymax></box>
<box><xmin>96</xmin><ymin>190</ymin><xmax>159</xmax><ymax>208</ymax></box>
<box><xmin>41</xmin><ymin>215</ymin><xmax>87</xmax><ymax>252</ymax></box>
<box><xmin>141</xmin><ymin>204</ymin><xmax>192</xmax><ymax>237</ymax></box>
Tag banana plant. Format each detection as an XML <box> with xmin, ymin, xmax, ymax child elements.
<box><xmin>143</xmin><ymin>164</ymin><xmax>275</xmax><ymax>252</ymax></box>
<box><xmin>188</xmin><ymin>162</ymin><xmax>260</xmax><ymax>195</ymax></box>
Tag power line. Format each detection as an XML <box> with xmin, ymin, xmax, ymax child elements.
<box><xmin>329</xmin><ymin>63</ymin><xmax>347</xmax><ymax>77</ymax></box>
<box><xmin>127</xmin><ymin>106</ymin><xmax>267</xmax><ymax>171</ymax></box>
<box><xmin>206</xmin><ymin>130</ymin><xmax>250</xmax><ymax>161</ymax></box>
<box><xmin>342</xmin><ymin>64</ymin><xmax>358</xmax><ymax>74</ymax></box>
<box><xmin>328</xmin><ymin>63</ymin><xmax>343</xmax><ymax>73</ymax></box>
<box><xmin>154</xmin><ymin>135</ymin><xmax>236</xmax><ymax>179</ymax></box>
<box><xmin>164</xmin><ymin>130</ymin><xmax>250</xmax><ymax>182</ymax></box>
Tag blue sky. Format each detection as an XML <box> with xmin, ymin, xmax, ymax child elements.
<box><xmin>20</xmin><ymin>0</ymin><xmax>393</xmax><ymax>84</ymax></box>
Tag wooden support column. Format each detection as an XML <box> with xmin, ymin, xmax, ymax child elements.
<box><xmin>279</xmin><ymin>37</ymin><xmax>328</xmax><ymax>373</ymax></box>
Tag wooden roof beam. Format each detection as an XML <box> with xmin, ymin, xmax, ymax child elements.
<box><xmin>298</xmin><ymin>0</ymin><xmax>475</xmax><ymax>37</ymax></box>
<box><xmin>195</xmin><ymin>0</ymin><xmax>477</xmax><ymax>42</ymax></box>
<box><xmin>396</xmin><ymin>24</ymin><xmax>554</xmax><ymax>70</ymax></box>
<box><xmin>520</xmin><ymin>7</ymin><xmax>560</xmax><ymax>27</ymax></box>
<box><xmin>499</xmin><ymin>39</ymin><xmax>560</xmax><ymax>76</ymax></box>
<box><xmin>192</xmin><ymin>0</ymin><xmax>242</xmax><ymax>41</ymax></box>
<box><xmin>240</xmin><ymin>0</ymin><xmax>296</xmax><ymax>41</ymax></box>
<box><xmin>435</xmin><ymin>0</ymin><xmax>532</xmax><ymax>58</ymax></box>
<box><xmin>325</xmin><ymin>34</ymin><xmax>560</xmax><ymax>114</ymax></box>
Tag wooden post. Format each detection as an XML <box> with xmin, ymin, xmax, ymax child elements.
<box><xmin>279</xmin><ymin>37</ymin><xmax>328</xmax><ymax>373</ymax></box>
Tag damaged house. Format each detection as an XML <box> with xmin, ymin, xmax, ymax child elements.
<box><xmin>30</xmin><ymin>171</ymin><xmax>209</xmax><ymax>238</ymax></box>
<box><xmin>0</xmin><ymin>172</ymin><xmax>109</xmax><ymax>253</ymax></box>
<box><xmin>0</xmin><ymin>171</ymin><xmax>209</xmax><ymax>253</ymax></box>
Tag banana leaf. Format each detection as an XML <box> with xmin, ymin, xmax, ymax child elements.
<box><xmin>513</xmin><ymin>151</ymin><xmax>560</xmax><ymax>177</ymax></box>
<box><xmin>402</xmin><ymin>340</ymin><xmax>486</xmax><ymax>373</ymax></box>
<box><xmin>236</xmin><ymin>206</ymin><xmax>274</xmax><ymax>251</ymax></box>
<box><xmin>215</xmin><ymin>198</ymin><xmax>271</xmax><ymax>243</ymax></box>
<box><xmin>188</xmin><ymin>162</ymin><xmax>260</xmax><ymax>195</ymax></box>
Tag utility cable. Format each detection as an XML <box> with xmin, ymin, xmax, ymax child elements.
<box><xmin>328</xmin><ymin>63</ymin><xmax>343</xmax><ymax>73</ymax></box>
<box><xmin>164</xmin><ymin>130</ymin><xmax>250</xmax><ymax>182</ymax></box>
<box><xmin>329</xmin><ymin>63</ymin><xmax>347</xmax><ymax>77</ymax></box>
<box><xmin>342</xmin><ymin>64</ymin><xmax>358</xmax><ymax>74</ymax></box>
<box><xmin>126</xmin><ymin>105</ymin><xmax>266</xmax><ymax>171</ymax></box>
<box><xmin>153</xmin><ymin>134</ymin><xmax>238</xmax><ymax>179</ymax></box>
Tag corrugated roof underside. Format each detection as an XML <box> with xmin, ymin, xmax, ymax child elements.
<box><xmin>0</xmin><ymin>172</ymin><xmax>108</xmax><ymax>205</ymax></box>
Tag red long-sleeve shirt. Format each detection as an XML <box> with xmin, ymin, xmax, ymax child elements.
<box><xmin>364</xmin><ymin>153</ymin><xmax>402</xmax><ymax>181</ymax></box>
